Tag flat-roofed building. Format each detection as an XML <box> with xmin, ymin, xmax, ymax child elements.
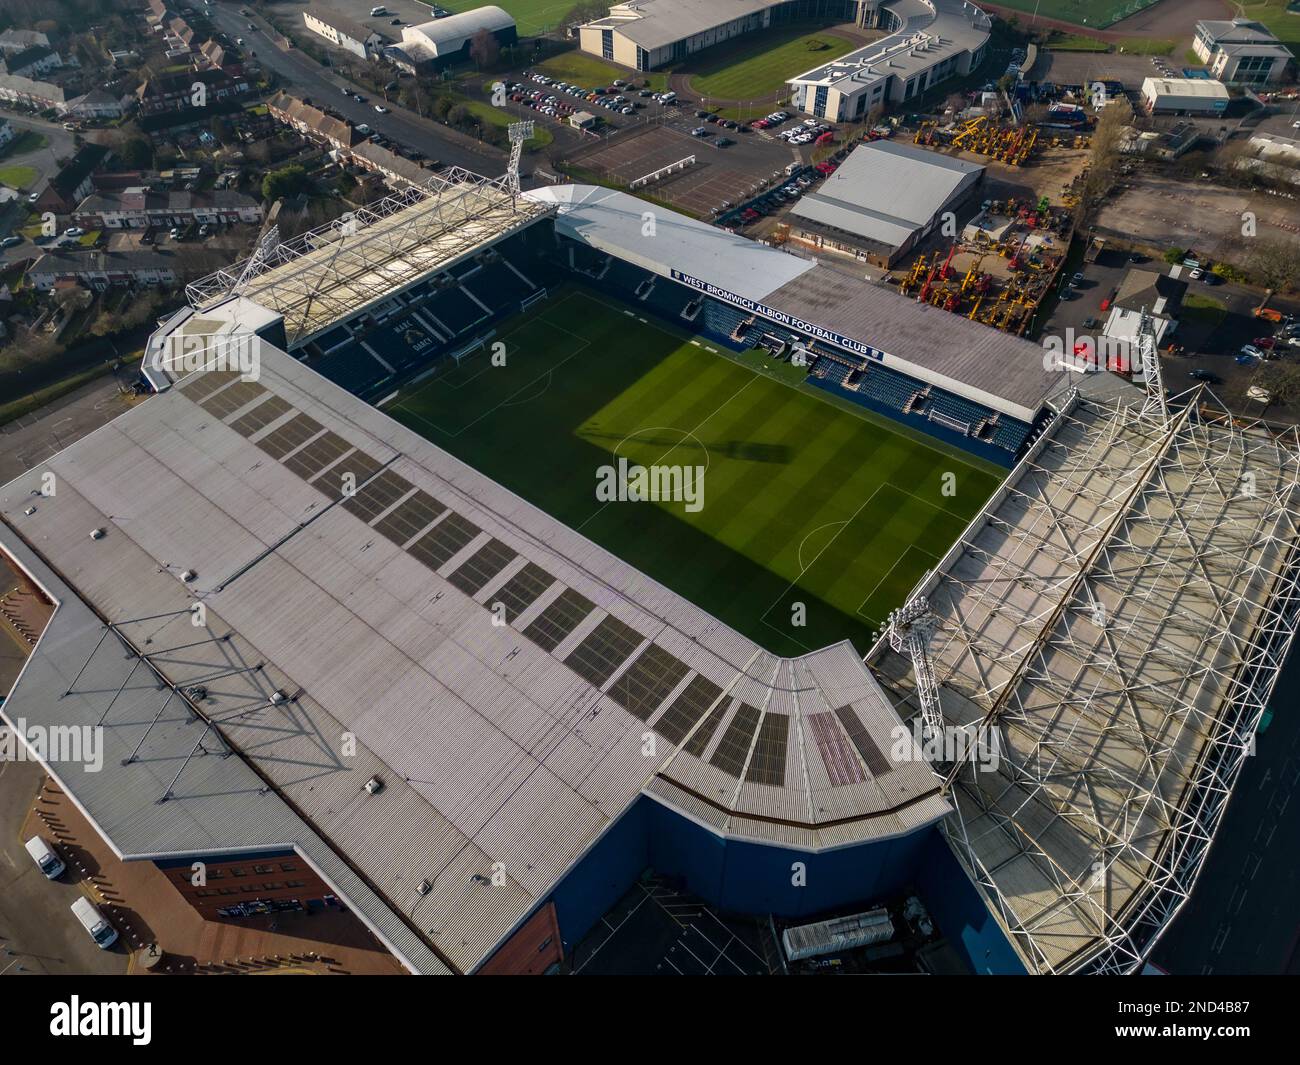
<box><xmin>1141</xmin><ymin>76</ymin><xmax>1231</xmax><ymax>116</ymax></box>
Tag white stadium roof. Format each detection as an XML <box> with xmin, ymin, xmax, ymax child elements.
<box><xmin>1</xmin><ymin>299</ymin><xmax>947</xmax><ymax>973</ymax></box>
<box><xmin>528</xmin><ymin>183</ymin><xmax>813</xmax><ymax>303</ymax></box>
<box><xmin>401</xmin><ymin>6</ymin><xmax>515</xmax><ymax>58</ymax></box>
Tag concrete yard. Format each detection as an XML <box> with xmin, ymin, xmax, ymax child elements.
<box><xmin>1095</xmin><ymin>172</ymin><xmax>1300</xmax><ymax>262</ymax></box>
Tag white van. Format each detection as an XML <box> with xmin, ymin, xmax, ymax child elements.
<box><xmin>25</xmin><ymin>836</ymin><xmax>66</xmax><ymax>879</ymax></box>
<box><xmin>657</xmin><ymin>91</ymin><xmax>676</xmax><ymax>104</ymax></box>
<box><xmin>70</xmin><ymin>896</ymin><xmax>118</xmax><ymax>950</ymax></box>
<box><xmin>370</xmin><ymin>6</ymin><xmax>387</xmax><ymax>15</ymax></box>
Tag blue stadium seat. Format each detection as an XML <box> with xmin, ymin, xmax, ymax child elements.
<box><xmin>305</xmin><ymin>341</ymin><xmax>393</xmax><ymax>396</ymax></box>
<box><xmin>423</xmin><ymin>285</ymin><xmax>488</xmax><ymax>337</ymax></box>
<box><xmin>462</xmin><ymin>261</ymin><xmax>535</xmax><ymax>310</ymax></box>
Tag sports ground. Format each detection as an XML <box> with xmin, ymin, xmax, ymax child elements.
<box><xmin>984</xmin><ymin>0</ymin><xmax>1162</xmax><ymax>29</ymax></box>
<box><xmin>385</xmin><ymin>287</ymin><xmax>1002</xmax><ymax>656</ymax></box>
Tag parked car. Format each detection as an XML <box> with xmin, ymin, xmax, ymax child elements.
<box><xmin>716</xmin><ymin>137</ymin><xmax>734</xmax><ymax>147</ymax></box>
<box><xmin>1240</xmin><ymin>344</ymin><xmax>1265</xmax><ymax>360</ymax></box>
<box><xmin>374</xmin><ymin>104</ymin><xmax>389</xmax><ymax>113</ymax></box>
<box><xmin>0</xmin><ymin>235</ymin><xmax>23</xmax><ymax>248</ymax></box>
<box><xmin>1254</xmin><ymin>336</ymin><xmax>1277</xmax><ymax>350</ymax></box>
<box><xmin>691</xmin><ymin>126</ymin><xmax>709</xmax><ymax>136</ymax></box>
<box><xmin>1188</xmin><ymin>368</ymin><xmax>1219</xmax><ymax>383</ymax></box>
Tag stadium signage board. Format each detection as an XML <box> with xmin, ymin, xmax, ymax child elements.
<box><xmin>670</xmin><ymin>270</ymin><xmax>884</xmax><ymax>361</ymax></box>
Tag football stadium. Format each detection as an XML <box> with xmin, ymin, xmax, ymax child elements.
<box><xmin>3</xmin><ymin>166</ymin><xmax>1299</xmax><ymax>975</ymax></box>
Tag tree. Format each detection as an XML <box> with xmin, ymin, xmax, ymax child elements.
<box><xmin>116</xmin><ymin>136</ymin><xmax>153</xmax><ymax>169</ymax></box>
<box><xmin>563</xmin><ymin>1</ymin><xmax>610</xmax><ymax>27</ymax></box>
<box><xmin>261</xmin><ymin>164</ymin><xmax>308</xmax><ymax>202</ymax></box>
<box><xmin>1253</xmin><ymin>362</ymin><xmax>1300</xmax><ymax>410</ymax></box>
<box><xmin>1251</xmin><ymin>239</ymin><xmax>1300</xmax><ymax>293</ymax></box>
<box><xmin>1074</xmin><ymin>98</ymin><xmax>1134</xmax><ymax>224</ymax></box>
<box><xmin>211</xmin><ymin>116</ymin><xmax>234</xmax><ymax>146</ymax></box>
<box><xmin>431</xmin><ymin>94</ymin><xmax>455</xmax><ymax>121</ymax></box>
<box><xmin>469</xmin><ymin>28</ymin><xmax>500</xmax><ymax>70</ymax></box>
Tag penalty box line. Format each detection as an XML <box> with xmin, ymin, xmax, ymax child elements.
<box><xmin>389</xmin><ymin>291</ymin><xmax>594</xmax><ymax>439</ymax></box>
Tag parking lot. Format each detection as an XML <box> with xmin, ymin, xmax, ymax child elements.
<box><xmin>1038</xmin><ymin>241</ymin><xmax>1300</xmax><ymax>421</ymax></box>
<box><xmin>1028</xmin><ymin>51</ymin><xmax>1172</xmax><ymax>92</ymax></box>
<box><xmin>565</xmin><ymin>102</ymin><xmax>833</xmax><ymax>218</ymax></box>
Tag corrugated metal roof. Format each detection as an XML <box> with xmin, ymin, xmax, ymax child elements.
<box><xmin>0</xmin><ymin>525</ymin><xmax>453</xmax><ymax>975</ymax></box>
<box><xmin>789</xmin><ymin>141</ymin><xmax>983</xmax><ymax>248</ymax></box>
<box><xmin>0</xmin><ymin>330</ymin><xmax>947</xmax><ymax>973</ymax></box>
<box><xmin>528</xmin><ymin>183</ymin><xmax>1055</xmax><ymax>422</ymax></box>
<box><xmin>587</xmin><ymin>0</ymin><xmax>774</xmax><ymax>52</ymax></box>
<box><xmin>763</xmin><ymin>267</ymin><xmax>1056</xmax><ymax>421</ymax></box>
<box><xmin>526</xmin><ymin>183</ymin><xmax>814</xmax><ymax>302</ymax></box>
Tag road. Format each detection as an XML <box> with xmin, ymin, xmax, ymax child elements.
<box><xmin>213</xmin><ymin>6</ymin><xmax>505</xmax><ymax>176</ymax></box>
<box><xmin>0</xmin><ymin>373</ymin><xmax>138</xmax><ymax>486</ymax></box>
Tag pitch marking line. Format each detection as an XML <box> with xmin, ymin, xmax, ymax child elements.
<box><xmin>573</xmin><ymin>376</ymin><xmax>757</xmax><ymax>534</ymax></box>
<box><xmin>795</xmin><ymin>519</ymin><xmax>848</xmax><ymax>571</ymax></box>
<box><xmin>613</xmin><ymin>426</ymin><xmax>712</xmax><ymax>475</ymax></box>
<box><xmin>756</xmin><ymin>479</ymin><xmax>954</xmax><ymax>638</ymax></box>
<box><xmin>756</xmin><ymin>484</ymin><xmax>885</xmax><ymax>628</ymax></box>
<box><xmin>854</xmin><ymin>542</ymin><xmax>941</xmax><ymax>624</ymax></box>
<box><xmin>390</xmin><ymin>296</ymin><xmax>592</xmax><ymax>439</ymax></box>
<box><xmin>437</xmin><ymin>290</ymin><xmax>587</xmax><ymax>392</ymax></box>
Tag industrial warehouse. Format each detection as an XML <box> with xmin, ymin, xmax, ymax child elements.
<box><xmin>3</xmin><ymin>160</ymin><xmax>1296</xmax><ymax>979</ymax></box>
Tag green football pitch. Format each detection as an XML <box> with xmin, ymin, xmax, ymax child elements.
<box><xmin>385</xmin><ymin>288</ymin><xmax>1003</xmax><ymax>657</ymax></box>
<box><xmin>980</xmin><ymin>0</ymin><xmax>1161</xmax><ymax>28</ymax></box>
<box><xmin>434</xmin><ymin>0</ymin><xmax>574</xmax><ymax>37</ymax></box>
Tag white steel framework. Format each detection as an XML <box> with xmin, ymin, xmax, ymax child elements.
<box><xmin>886</xmin><ymin>597</ymin><xmax>943</xmax><ymax>745</ymax></box>
<box><xmin>868</xmin><ymin>386</ymin><xmax>1300</xmax><ymax>974</ymax></box>
<box><xmin>507</xmin><ymin>120</ymin><xmax>533</xmax><ymax>198</ymax></box>
<box><xmin>1137</xmin><ymin>309</ymin><xmax>1167</xmax><ymax>421</ymax></box>
<box><xmin>185</xmin><ymin>170</ymin><xmax>554</xmax><ymax>347</ymax></box>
